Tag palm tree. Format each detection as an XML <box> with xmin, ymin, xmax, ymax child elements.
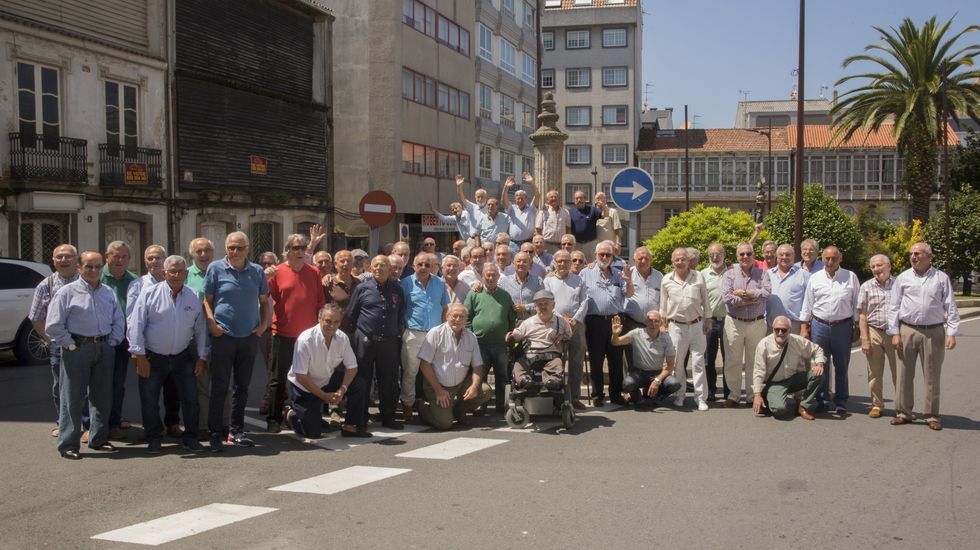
<box><xmin>831</xmin><ymin>16</ymin><xmax>980</xmax><ymax>223</ymax></box>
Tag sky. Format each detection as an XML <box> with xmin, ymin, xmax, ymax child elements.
<box><xmin>642</xmin><ymin>0</ymin><xmax>980</xmax><ymax>128</ymax></box>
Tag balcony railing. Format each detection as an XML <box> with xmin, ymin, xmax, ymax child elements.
<box><xmin>8</xmin><ymin>132</ymin><xmax>88</xmax><ymax>183</ymax></box>
<box><xmin>98</xmin><ymin>143</ymin><xmax>163</xmax><ymax>187</ymax></box>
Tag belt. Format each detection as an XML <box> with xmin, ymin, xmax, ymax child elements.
<box><xmin>728</xmin><ymin>314</ymin><xmax>765</xmax><ymax>322</ymax></box>
<box><xmin>900</xmin><ymin>321</ymin><xmax>943</xmax><ymax>330</ymax></box>
<box><xmin>713</xmin><ymin>317</ymin><xmax>725</xmax><ymax>322</ymax></box>
<box><xmin>813</xmin><ymin>316</ymin><xmax>852</xmax><ymax>326</ymax></box>
<box><xmin>586</xmin><ymin>314</ymin><xmax>617</xmax><ymax>321</ymax></box>
<box><xmin>364</xmin><ymin>334</ymin><xmax>396</xmax><ymax>342</ymax></box>
<box><xmin>71</xmin><ymin>334</ymin><xmax>108</xmax><ymax>344</ymax></box>
<box><xmin>147</xmin><ymin>347</ymin><xmax>191</xmax><ymax>359</ymax></box>
<box><xmin>669</xmin><ymin>317</ymin><xmax>701</xmax><ymax>325</ymax></box>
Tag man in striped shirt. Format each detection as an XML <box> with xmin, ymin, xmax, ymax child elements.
<box><xmin>857</xmin><ymin>254</ymin><xmax>897</xmax><ymax>418</ymax></box>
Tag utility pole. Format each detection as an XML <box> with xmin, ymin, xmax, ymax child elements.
<box><xmin>794</xmin><ymin>0</ymin><xmax>805</xmax><ymax>255</ymax></box>
<box><xmin>684</xmin><ymin>105</ymin><xmax>690</xmax><ymax>211</ymax></box>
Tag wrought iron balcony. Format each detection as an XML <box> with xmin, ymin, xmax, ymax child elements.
<box><xmin>8</xmin><ymin>132</ymin><xmax>88</xmax><ymax>183</ymax></box>
<box><xmin>98</xmin><ymin>143</ymin><xmax>163</xmax><ymax>187</ymax></box>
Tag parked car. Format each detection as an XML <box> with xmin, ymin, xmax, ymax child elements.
<box><xmin>0</xmin><ymin>258</ymin><xmax>53</xmax><ymax>365</ymax></box>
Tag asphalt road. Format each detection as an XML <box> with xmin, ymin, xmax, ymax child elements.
<box><xmin>1</xmin><ymin>318</ymin><xmax>978</xmax><ymax>549</ymax></box>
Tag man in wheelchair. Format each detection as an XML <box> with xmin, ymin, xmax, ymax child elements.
<box><xmin>506</xmin><ymin>290</ymin><xmax>572</xmax><ymax>392</ymax></box>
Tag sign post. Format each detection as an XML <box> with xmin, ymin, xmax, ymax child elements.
<box><xmin>359</xmin><ymin>190</ymin><xmax>397</xmax><ymax>255</ymax></box>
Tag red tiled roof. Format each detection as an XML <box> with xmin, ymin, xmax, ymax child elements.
<box><xmin>636</xmin><ymin>127</ymin><xmax>790</xmax><ymax>153</ymax></box>
<box><xmin>786</xmin><ymin>123</ymin><xmax>959</xmax><ymax>149</ymax></box>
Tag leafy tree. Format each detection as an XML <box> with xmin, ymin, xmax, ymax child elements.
<box><xmin>923</xmin><ymin>188</ymin><xmax>980</xmax><ymax>294</ymax></box>
<box><xmin>881</xmin><ymin>219</ymin><xmax>924</xmax><ymax>273</ymax></box>
<box><xmin>644</xmin><ymin>205</ymin><xmax>765</xmax><ymax>272</ymax></box>
<box><xmin>831</xmin><ymin>16</ymin><xmax>980</xmax><ymax>223</ymax></box>
<box><xmin>764</xmin><ymin>185</ymin><xmax>863</xmax><ymax>271</ymax></box>
<box><xmin>854</xmin><ymin>204</ymin><xmax>898</xmax><ymax>278</ymax></box>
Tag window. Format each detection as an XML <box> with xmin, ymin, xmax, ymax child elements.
<box><xmin>545</xmin><ymin>0</ymin><xmax>561</xmax><ymax>7</ymax></box>
<box><xmin>403</xmin><ymin>67</ymin><xmax>466</xmax><ymax>118</ymax></box>
<box><xmin>16</xmin><ymin>62</ymin><xmax>60</xmax><ymax>140</ymax></box>
<box><xmin>706</xmin><ymin>157</ymin><xmax>719</xmax><ymax>191</ymax></box>
<box><xmin>541</xmin><ymin>69</ymin><xmax>554</xmax><ymax>88</ymax></box>
<box><xmin>566</xmin><ymin>144</ymin><xmax>591</xmax><ymax>165</ymax></box>
<box><xmin>479</xmin><ymin>84</ymin><xmax>493</xmax><ymax>119</ymax></box>
<box><xmin>523</xmin><ymin>2</ymin><xmax>535</xmax><ymax>30</ymax></box>
<box><xmin>500</xmin><ymin>151</ymin><xmax>515</xmax><ymax>177</ymax></box>
<box><xmin>522</xmin><ymin>104</ymin><xmax>536</xmax><ymax>134</ymax></box>
<box><xmin>542</xmin><ymin>31</ymin><xmax>554</xmax><ymax>50</ymax></box>
<box><xmin>105</xmin><ymin>81</ymin><xmax>138</xmax><ymax>151</ymax></box>
<box><xmin>500</xmin><ymin>95</ymin><xmax>515</xmax><ymax>129</ymax></box>
<box><xmin>521</xmin><ymin>53</ymin><xmax>537</xmax><ymax>86</ymax></box>
<box><xmin>607</xmin><ymin>0</ymin><xmax>626</xmax><ymax>4</ymax></box>
<box><xmin>602</xmin><ymin>28</ymin><xmax>627</xmax><ymax>47</ymax></box>
<box><xmin>602</xmin><ymin>144</ymin><xmax>627</xmax><ymax>164</ymax></box>
<box><xmin>566</xmin><ymin>68</ymin><xmax>591</xmax><ymax>88</ymax></box>
<box><xmin>523</xmin><ymin>156</ymin><xmax>534</xmax><ymax>177</ymax></box>
<box><xmin>502</xmin><ymin>0</ymin><xmax>514</xmax><ymax>14</ymax></box>
<box><xmin>601</xmin><ymin>67</ymin><xmax>627</xmax><ymax>87</ymax></box>
<box><xmin>479</xmin><ymin>24</ymin><xmax>493</xmax><ymax>61</ymax></box>
<box><xmin>565</xmin><ymin>183</ymin><xmax>591</xmax><ymax>205</ymax></box>
<box><xmin>402</xmin><ymin>141</ymin><xmax>470</xmax><ymax>179</ymax></box>
<box><xmin>500</xmin><ymin>38</ymin><xmax>516</xmax><ymax>75</ymax></box>
<box><xmin>566</xmin><ymin>30</ymin><xmax>590</xmax><ymax>49</ymax></box>
<box><xmin>405</xmin><ymin>1</ymin><xmax>470</xmax><ymax>56</ymax></box>
<box><xmin>438</xmin><ymin>83</ymin><xmax>449</xmax><ymax>111</ymax></box>
<box><xmin>663</xmin><ymin>207</ymin><xmax>681</xmax><ymax>228</ymax></box>
<box><xmin>565</xmin><ymin>106</ymin><xmax>591</xmax><ymax>126</ymax></box>
<box><xmin>602</xmin><ymin>105</ymin><xmax>628</xmax><ymax>125</ymax></box>
<box><xmin>459</xmin><ymin>91</ymin><xmax>470</xmax><ymax>118</ymax></box>
<box><xmin>479</xmin><ymin>145</ymin><xmax>493</xmax><ymax>179</ymax></box>
<box><xmin>574</xmin><ymin>0</ymin><xmax>592</xmax><ymax>5</ymax></box>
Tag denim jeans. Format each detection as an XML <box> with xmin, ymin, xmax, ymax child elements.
<box><xmin>478</xmin><ymin>341</ymin><xmax>511</xmax><ymax>412</ymax></box>
<box><xmin>622</xmin><ymin>371</ymin><xmax>683</xmax><ymax>405</ymax></box>
<box><xmin>57</xmin><ymin>341</ymin><xmax>113</xmax><ymax>454</ymax></box>
<box><xmin>811</xmin><ymin>318</ymin><xmax>853</xmax><ymax>408</ymax></box>
<box><xmin>704</xmin><ymin>317</ymin><xmax>728</xmax><ymax>398</ymax></box>
<box><xmin>140</xmin><ymin>347</ymin><xmax>199</xmax><ymax>442</ymax></box>
<box><xmin>288</xmin><ymin>374</ymin><xmax>367</xmax><ymax>438</ymax></box>
<box><xmin>209</xmin><ymin>334</ymin><xmax>259</xmax><ymax>435</ymax></box>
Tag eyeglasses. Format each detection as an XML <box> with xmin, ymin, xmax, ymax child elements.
<box><xmin>738</xmin><ymin>252</ymin><xmax>754</xmax><ymax>257</ymax></box>
<box><xmin>571</xmin><ymin>259</ymin><xmax>585</xmax><ymax>263</ymax></box>
<box><xmin>288</xmin><ymin>245</ymin><xmax>306</xmax><ymax>251</ymax></box>
<box><xmin>227</xmin><ymin>245</ymin><xmax>245</xmax><ymax>251</ymax></box>
<box><xmin>166</xmin><ymin>269</ymin><xmax>188</xmax><ymax>275</ymax></box>
<box><xmin>423</xmin><ymin>242</ymin><xmax>435</xmax><ymax>247</ymax></box>
<box><xmin>597</xmin><ymin>253</ymin><xmax>612</xmax><ymax>258</ymax></box>
<box><xmin>773</xmin><ymin>327</ymin><xmax>788</xmax><ymax>334</ymax></box>
<box><xmin>415</xmin><ymin>262</ymin><xmax>431</xmax><ymax>267</ymax></box>
<box><xmin>81</xmin><ymin>264</ymin><xmax>103</xmax><ymax>270</ymax></box>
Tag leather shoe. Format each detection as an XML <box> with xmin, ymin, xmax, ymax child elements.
<box><xmin>108</xmin><ymin>427</ymin><xmax>128</xmax><ymax>441</ymax></box>
<box><xmin>593</xmin><ymin>398</ymin><xmax>605</xmax><ymax>407</ymax></box>
<box><xmin>723</xmin><ymin>399</ymin><xmax>738</xmax><ymax>408</ymax></box>
<box><xmin>402</xmin><ymin>404</ymin><xmax>414</xmax><ymax>421</ymax></box>
<box><xmin>381</xmin><ymin>420</ymin><xmax>404</xmax><ymax>430</ymax></box>
<box><xmin>797</xmin><ymin>406</ymin><xmax>815</xmax><ymax>420</ymax></box>
<box><xmin>571</xmin><ymin>400</ymin><xmax>587</xmax><ymax>410</ymax></box>
<box><xmin>610</xmin><ymin>396</ymin><xmax>627</xmax><ymax>406</ymax></box>
<box><xmin>147</xmin><ymin>439</ymin><xmax>162</xmax><ymax>454</ymax></box>
<box><xmin>92</xmin><ymin>443</ymin><xmax>117</xmax><ymax>452</ymax></box>
<box><xmin>166</xmin><ymin>425</ymin><xmax>184</xmax><ymax>438</ymax></box>
<box><xmin>890</xmin><ymin>416</ymin><xmax>911</xmax><ymax>426</ymax></box>
<box><xmin>868</xmin><ymin>407</ymin><xmax>882</xmax><ymax>418</ymax></box>
<box><xmin>61</xmin><ymin>450</ymin><xmax>81</xmax><ymax>460</ymax></box>
<box><xmin>927</xmin><ymin>419</ymin><xmax>942</xmax><ymax>431</ymax></box>
<box><xmin>341</xmin><ymin>428</ymin><xmax>374</xmax><ymax>438</ymax></box>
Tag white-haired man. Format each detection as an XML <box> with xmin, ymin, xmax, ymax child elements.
<box><xmin>858</xmin><ymin>254</ymin><xmax>897</xmax><ymax>418</ymax></box>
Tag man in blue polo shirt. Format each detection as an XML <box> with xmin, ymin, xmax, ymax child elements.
<box><xmin>568</xmin><ymin>191</ymin><xmax>603</xmax><ymax>261</ymax></box>
<box><xmin>204</xmin><ymin>231</ymin><xmax>271</xmax><ymax>451</ymax></box>
<box><xmin>399</xmin><ymin>253</ymin><xmax>449</xmax><ymax>420</ymax></box>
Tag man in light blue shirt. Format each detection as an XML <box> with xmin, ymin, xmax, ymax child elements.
<box><xmin>767</xmin><ymin>244</ymin><xmax>810</xmax><ymax>333</ymax></box>
<box><xmin>399</xmin><ymin>253</ymin><xmax>449</xmax><ymax>419</ymax></box>
<box><xmin>204</xmin><ymin>231</ymin><xmax>271</xmax><ymax>451</ymax></box>
<box><xmin>129</xmin><ymin>256</ymin><xmax>208</xmax><ymax>453</ymax></box>
<box><xmin>45</xmin><ymin>251</ymin><xmax>125</xmax><ymax>459</ymax></box>
<box><xmin>474</xmin><ymin>198</ymin><xmax>510</xmax><ymax>245</ymax></box>
<box><xmin>581</xmin><ymin>241</ymin><xmax>634</xmax><ymax>406</ymax></box>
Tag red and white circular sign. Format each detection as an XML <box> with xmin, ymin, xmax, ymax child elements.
<box><xmin>359</xmin><ymin>190</ymin><xmax>397</xmax><ymax>228</ymax></box>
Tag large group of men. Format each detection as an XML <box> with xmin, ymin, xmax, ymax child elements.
<box><xmin>29</xmin><ymin>174</ymin><xmax>961</xmax><ymax>459</ymax></box>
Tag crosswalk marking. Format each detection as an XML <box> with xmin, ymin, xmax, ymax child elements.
<box><xmin>395</xmin><ymin>437</ymin><xmax>507</xmax><ymax>460</ymax></box>
<box><xmin>309</xmin><ymin>424</ymin><xmax>427</xmax><ymax>451</ymax></box>
<box><xmin>91</xmin><ymin>503</ymin><xmax>276</xmax><ymax>546</ymax></box>
<box><xmin>269</xmin><ymin>466</ymin><xmax>411</xmax><ymax>495</ymax></box>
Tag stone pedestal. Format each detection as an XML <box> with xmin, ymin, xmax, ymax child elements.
<box><xmin>529</xmin><ymin>92</ymin><xmax>568</xmax><ymax>206</ymax></box>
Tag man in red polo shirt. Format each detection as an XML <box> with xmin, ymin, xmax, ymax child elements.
<box><xmin>266</xmin><ymin>233</ymin><xmax>326</xmax><ymax>432</ymax></box>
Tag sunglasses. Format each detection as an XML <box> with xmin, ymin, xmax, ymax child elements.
<box><xmin>416</xmin><ymin>262</ymin><xmax>431</xmax><ymax>267</ymax></box>
<box><xmin>738</xmin><ymin>252</ymin><xmax>753</xmax><ymax>257</ymax></box>
<box><xmin>571</xmin><ymin>259</ymin><xmax>585</xmax><ymax>263</ymax></box>
<box><xmin>773</xmin><ymin>327</ymin><xmax>788</xmax><ymax>334</ymax></box>
<box><xmin>288</xmin><ymin>245</ymin><xmax>306</xmax><ymax>251</ymax></box>
<box><xmin>227</xmin><ymin>245</ymin><xmax>246</xmax><ymax>251</ymax></box>
<box><xmin>597</xmin><ymin>253</ymin><xmax>612</xmax><ymax>258</ymax></box>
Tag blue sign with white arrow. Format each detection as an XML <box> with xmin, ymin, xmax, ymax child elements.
<box><xmin>609</xmin><ymin>167</ymin><xmax>655</xmax><ymax>213</ymax></box>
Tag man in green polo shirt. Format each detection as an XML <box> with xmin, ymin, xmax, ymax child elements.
<box><xmin>185</xmin><ymin>237</ymin><xmax>215</xmax><ymax>299</ymax></box>
<box><xmin>463</xmin><ymin>263</ymin><xmax>515</xmax><ymax>414</ymax></box>
<box><xmin>100</xmin><ymin>241</ymin><xmax>137</xmax><ymax>439</ymax></box>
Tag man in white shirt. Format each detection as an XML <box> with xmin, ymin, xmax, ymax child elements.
<box><xmin>286</xmin><ymin>304</ymin><xmax>371</xmax><ymax>438</ymax></box>
<box><xmin>800</xmin><ymin>245</ymin><xmax>860</xmax><ymax>415</ymax></box>
<box><xmin>502</xmin><ymin>173</ymin><xmax>538</xmax><ymax>246</ymax></box>
<box><xmin>623</xmin><ymin>246</ymin><xmax>664</xmax><ymax>373</ymax></box>
<box><xmin>660</xmin><ymin>247</ymin><xmax>712</xmax><ymax>410</ymax></box>
<box><xmin>417</xmin><ymin>304</ymin><xmax>492</xmax><ymax>430</ymax></box>
<box><xmin>888</xmin><ymin>242</ymin><xmax>960</xmax><ymax>431</ymax></box>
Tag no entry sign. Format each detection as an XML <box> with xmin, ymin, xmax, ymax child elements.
<box><xmin>359</xmin><ymin>190</ymin><xmax>397</xmax><ymax>228</ymax></box>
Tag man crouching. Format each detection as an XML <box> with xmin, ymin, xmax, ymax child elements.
<box><xmin>752</xmin><ymin>315</ymin><xmax>826</xmax><ymax>420</ymax></box>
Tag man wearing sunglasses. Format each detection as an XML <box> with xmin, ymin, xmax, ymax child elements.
<box><xmin>721</xmin><ymin>243</ymin><xmax>772</xmax><ymax>409</ymax></box>
<box><xmin>400</xmin><ymin>254</ymin><xmax>449</xmax><ymax>421</ymax></box>
<box><xmin>751</xmin><ymin>316</ymin><xmax>825</xmax><ymax>420</ymax></box>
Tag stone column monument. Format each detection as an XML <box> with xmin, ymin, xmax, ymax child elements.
<box><xmin>529</xmin><ymin>92</ymin><xmax>568</xmax><ymax>206</ymax></box>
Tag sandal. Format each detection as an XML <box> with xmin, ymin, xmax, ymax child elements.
<box><xmin>927</xmin><ymin>419</ymin><xmax>942</xmax><ymax>431</ymax></box>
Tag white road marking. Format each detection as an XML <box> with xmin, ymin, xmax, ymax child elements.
<box><xmin>269</xmin><ymin>466</ymin><xmax>411</xmax><ymax>495</ymax></box>
<box><xmin>243</xmin><ymin>408</ymin><xmax>427</xmax><ymax>451</ymax></box>
<box><xmin>494</xmin><ymin>420</ymin><xmax>562</xmax><ymax>433</ymax></box>
<box><xmin>395</xmin><ymin>437</ymin><xmax>507</xmax><ymax>460</ymax></box>
<box><xmin>92</xmin><ymin>503</ymin><xmax>276</xmax><ymax>546</ymax></box>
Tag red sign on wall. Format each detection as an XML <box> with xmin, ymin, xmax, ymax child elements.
<box><xmin>124</xmin><ymin>162</ymin><xmax>148</xmax><ymax>185</ymax></box>
<box><xmin>250</xmin><ymin>155</ymin><xmax>268</xmax><ymax>175</ymax></box>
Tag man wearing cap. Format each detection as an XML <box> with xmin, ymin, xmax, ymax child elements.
<box><xmin>752</xmin><ymin>316</ymin><xmax>826</xmax><ymax>420</ymax></box>
<box><xmin>417</xmin><ymin>304</ymin><xmax>492</xmax><ymax>429</ymax></box>
<box><xmin>507</xmin><ymin>290</ymin><xmax>572</xmax><ymax>391</ymax></box>
<box><xmin>350</xmin><ymin>249</ymin><xmax>369</xmax><ymax>277</ymax></box>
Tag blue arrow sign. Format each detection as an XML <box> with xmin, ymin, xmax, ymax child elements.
<box><xmin>609</xmin><ymin>167</ymin><xmax>655</xmax><ymax>213</ymax></box>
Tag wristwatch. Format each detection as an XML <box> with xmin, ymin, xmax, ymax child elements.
<box><xmin>68</xmin><ymin>344</ymin><xmax>77</xmax><ymax>351</ymax></box>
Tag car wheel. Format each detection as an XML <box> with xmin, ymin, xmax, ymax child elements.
<box><xmin>14</xmin><ymin>320</ymin><xmax>49</xmax><ymax>366</ymax></box>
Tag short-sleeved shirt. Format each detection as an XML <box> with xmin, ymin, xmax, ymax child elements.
<box><xmin>287</xmin><ymin>325</ymin><xmax>357</xmax><ymax>389</ymax></box>
<box><xmin>624</xmin><ymin>267</ymin><xmax>664</xmax><ymax>323</ymax></box>
<box><xmin>700</xmin><ymin>266</ymin><xmax>728</xmax><ymax>320</ymax></box>
<box><xmin>417</xmin><ymin>322</ymin><xmax>483</xmax><ymax>387</ymax></box>
<box><xmin>204</xmin><ymin>257</ymin><xmax>270</xmax><ymax>338</ymax></box>
<box><xmin>475</xmin><ymin>212</ymin><xmax>511</xmax><ymax>243</ymax></box>
<box><xmin>506</xmin><ymin>203</ymin><xmax>537</xmax><ymax>242</ymax></box>
<box><xmin>535</xmin><ymin>207</ymin><xmax>571</xmax><ymax>243</ymax></box>
<box><xmin>580</xmin><ymin>266</ymin><xmax>626</xmax><ymax>316</ymax></box>
<box><xmin>569</xmin><ymin>205</ymin><xmax>602</xmax><ymax>243</ymax></box>
<box><xmin>185</xmin><ymin>263</ymin><xmax>208</xmax><ymax>299</ymax></box>
<box><xmin>511</xmin><ymin>314</ymin><xmax>571</xmax><ymax>354</ymax></box>
<box><xmin>100</xmin><ymin>266</ymin><xmax>137</xmax><ymax>316</ymax></box>
<box><xmin>269</xmin><ymin>262</ymin><xmax>327</xmax><ymax>338</ymax></box>
<box><xmin>401</xmin><ymin>274</ymin><xmax>449</xmax><ymax>331</ymax></box>
<box><xmin>626</xmin><ymin>328</ymin><xmax>675</xmax><ymax>372</ymax></box>
<box><xmin>767</xmin><ymin>265</ymin><xmax>810</xmax><ymax>323</ymax></box>
<box><xmin>595</xmin><ymin>207</ymin><xmax>621</xmax><ymax>244</ymax></box>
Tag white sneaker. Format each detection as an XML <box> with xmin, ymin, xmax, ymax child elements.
<box><xmin>673</xmin><ymin>396</ymin><xmax>685</xmax><ymax>407</ymax></box>
<box><xmin>697</xmin><ymin>400</ymin><xmax>709</xmax><ymax>411</ymax></box>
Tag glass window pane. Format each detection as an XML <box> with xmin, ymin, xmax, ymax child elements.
<box><xmin>402</xmin><ymin>142</ymin><xmax>413</xmax><ymax>172</ymax></box>
<box><xmin>402</xmin><ymin>69</ymin><xmax>413</xmax><ymax>99</ymax></box>
<box><xmin>414</xmin><ymin>144</ymin><xmax>425</xmax><ymax>173</ymax></box>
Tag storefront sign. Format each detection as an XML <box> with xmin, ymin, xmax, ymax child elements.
<box><xmin>421</xmin><ymin>214</ymin><xmax>457</xmax><ymax>232</ymax></box>
<box><xmin>124</xmin><ymin>162</ymin><xmax>148</xmax><ymax>185</ymax></box>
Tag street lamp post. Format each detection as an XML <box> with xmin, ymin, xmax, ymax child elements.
<box><xmin>590</xmin><ymin>166</ymin><xmax>598</xmax><ymax>197</ymax></box>
<box><xmin>794</xmin><ymin>0</ymin><xmax>806</xmax><ymax>254</ymax></box>
<box><xmin>747</xmin><ymin>120</ymin><xmax>774</xmax><ymax>214</ymax></box>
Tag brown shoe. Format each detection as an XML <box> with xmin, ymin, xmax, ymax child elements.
<box><xmin>571</xmin><ymin>400</ymin><xmax>587</xmax><ymax>410</ymax></box>
<box><xmin>723</xmin><ymin>399</ymin><xmax>738</xmax><ymax>408</ymax></box>
<box><xmin>80</xmin><ymin>430</ymin><xmax>89</xmax><ymax>444</ymax></box>
<box><xmin>927</xmin><ymin>419</ymin><xmax>942</xmax><ymax>431</ymax></box>
<box><xmin>108</xmin><ymin>427</ymin><xmax>128</xmax><ymax>441</ymax></box>
<box><xmin>797</xmin><ymin>406</ymin><xmax>815</xmax><ymax>420</ymax></box>
<box><xmin>402</xmin><ymin>404</ymin><xmax>414</xmax><ymax>421</ymax></box>
<box><xmin>119</xmin><ymin>417</ymin><xmax>132</xmax><ymax>429</ymax></box>
<box><xmin>890</xmin><ymin>415</ymin><xmax>911</xmax><ymax>426</ymax></box>
<box><xmin>166</xmin><ymin>425</ymin><xmax>184</xmax><ymax>438</ymax></box>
